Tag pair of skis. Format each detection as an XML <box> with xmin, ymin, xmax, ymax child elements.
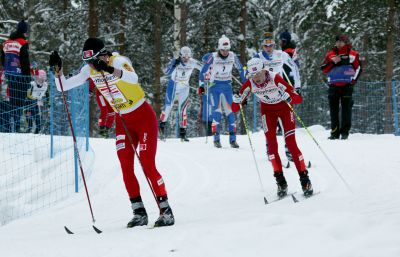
<box><xmin>268</xmin><ymin>191</ymin><xmax>320</xmax><ymax>204</ymax></box>
<box><xmin>284</xmin><ymin>160</ymin><xmax>312</xmax><ymax>169</ymax></box>
<box><xmin>64</xmin><ymin>225</ymin><xmax>102</xmax><ymax>234</ymax></box>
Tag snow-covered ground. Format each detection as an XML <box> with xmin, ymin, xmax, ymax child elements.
<box><xmin>1</xmin><ymin>126</ymin><xmax>400</xmax><ymax>257</ymax></box>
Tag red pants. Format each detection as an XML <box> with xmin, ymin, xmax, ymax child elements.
<box><xmin>96</xmin><ymin>90</ymin><xmax>115</xmax><ymax>128</ymax></box>
<box><xmin>115</xmin><ymin>101</ymin><xmax>167</xmax><ymax>199</ymax></box>
<box><xmin>261</xmin><ymin>103</ymin><xmax>306</xmax><ymax>173</ymax></box>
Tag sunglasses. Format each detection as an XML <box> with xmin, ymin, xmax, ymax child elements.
<box><xmin>82</xmin><ymin>48</ymin><xmax>107</xmax><ymax>61</ymax></box>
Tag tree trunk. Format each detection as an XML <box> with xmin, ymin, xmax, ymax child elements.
<box><xmin>88</xmin><ymin>0</ymin><xmax>99</xmax><ymax>136</ymax></box>
<box><xmin>384</xmin><ymin>0</ymin><xmax>396</xmax><ymax>133</ymax></box>
<box><xmin>153</xmin><ymin>1</ymin><xmax>162</xmax><ymax>116</ymax></box>
<box><xmin>180</xmin><ymin>1</ymin><xmax>187</xmax><ymax>46</ymax></box>
<box><xmin>119</xmin><ymin>0</ymin><xmax>126</xmax><ymax>54</ymax></box>
<box><xmin>239</xmin><ymin>0</ymin><xmax>247</xmax><ymax>65</ymax></box>
<box><xmin>202</xmin><ymin>0</ymin><xmax>210</xmax><ymax>52</ymax></box>
<box><xmin>238</xmin><ymin>0</ymin><xmax>247</xmax><ymax>134</ymax></box>
<box><xmin>88</xmin><ymin>0</ymin><xmax>99</xmax><ymax>37</ymax></box>
<box><xmin>173</xmin><ymin>0</ymin><xmax>181</xmax><ymax>56</ymax></box>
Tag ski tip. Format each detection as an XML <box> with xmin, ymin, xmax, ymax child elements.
<box><xmin>264</xmin><ymin>197</ymin><xmax>269</xmax><ymax>204</ymax></box>
<box><xmin>291</xmin><ymin>194</ymin><xmax>299</xmax><ymax>203</ymax></box>
<box><xmin>92</xmin><ymin>225</ymin><xmax>103</xmax><ymax>234</ymax></box>
<box><xmin>64</xmin><ymin>226</ymin><xmax>74</xmax><ymax>234</ymax></box>
<box><xmin>307</xmin><ymin>161</ymin><xmax>312</xmax><ymax>168</ymax></box>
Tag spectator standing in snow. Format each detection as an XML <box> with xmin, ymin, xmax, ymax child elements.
<box><xmin>321</xmin><ymin>34</ymin><xmax>361</xmax><ymax>140</ymax></box>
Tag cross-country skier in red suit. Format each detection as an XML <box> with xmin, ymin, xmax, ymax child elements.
<box><xmin>49</xmin><ymin>37</ymin><xmax>174</xmax><ymax>228</ymax></box>
<box><xmin>89</xmin><ymin>79</ymin><xmax>115</xmax><ymax>138</ymax></box>
<box><xmin>232</xmin><ymin>58</ymin><xmax>313</xmax><ymax>197</ymax></box>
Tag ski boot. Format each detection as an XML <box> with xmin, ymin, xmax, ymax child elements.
<box><xmin>299</xmin><ymin>170</ymin><xmax>313</xmax><ymax>197</ymax></box>
<box><xmin>230</xmin><ymin>141</ymin><xmax>239</xmax><ymax>148</ymax></box>
<box><xmin>214</xmin><ymin>140</ymin><xmax>222</xmax><ymax>148</ymax></box>
<box><xmin>274</xmin><ymin>172</ymin><xmax>288</xmax><ymax>198</ymax></box>
<box><xmin>99</xmin><ymin>126</ymin><xmax>110</xmax><ymax>139</ymax></box>
<box><xmin>154</xmin><ymin>197</ymin><xmax>175</xmax><ymax>227</ymax></box>
<box><xmin>285</xmin><ymin>144</ymin><xmax>293</xmax><ymax>162</ymax></box>
<box><xmin>127</xmin><ymin>201</ymin><xmax>148</xmax><ymax>228</ymax></box>
<box><xmin>159</xmin><ymin>121</ymin><xmax>166</xmax><ymax>140</ymax></box>
<box><xmin>179</xmin><ymin>127</ymin><xmax>189</xmax><ymax>142</ymax></box>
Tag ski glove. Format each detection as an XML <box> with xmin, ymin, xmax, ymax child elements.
<box><xmin>173</xmin><ymin>57</ymin><xmax>181</xmax><ymax>67</ymax></box>
<box><xmin>233</xmin><ymin>93</ymin><xmax>242</xmax><ymax>104</ymax></box>
<box><xmin>339</xmin><ymin>55</ymin><xmax>350</xmax><ymax>65</ymax></box>
<box><xmin>198</xmin><ymin>86</ymin><xmax>205</xmax><ymax>96</ymax></box>
<box><xmin>280</xmin><ymin>91</ymin><xmax>292</xmax><ymax>103</ymax></box>
<box><xmin>91</xmin><ymin>59</ymin><xmax>115</xmax><ymax>74</ymax></box>
<box><xmin>49</xmin><ymin>51</ymin><xmax>62</xmax><ymax>70</ymax></box>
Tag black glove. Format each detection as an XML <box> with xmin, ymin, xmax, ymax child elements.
<box><xmin>49</xmin><ymin>51</ymin><xmax>62</xmax><ymax>69</ymax></box>
<box><xmin>173</xmin><ymin>57</ymin><xmax>181</xmax><ymax>67</ymax></box>
<box><xmin>338</xmin><ymin>55</ymin><xmax>350</xmax><ymax>65</ymax></box>
<box><xmin>91</xmin><ymin>59</ymin><xmax>115</xmax><ymax>74</ymax></box>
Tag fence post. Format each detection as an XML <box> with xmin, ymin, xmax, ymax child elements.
<box><xmin>253</xmin><ymin>94</ymin><xmax>257</xmax><ymax>133</ymax></box>
<box><xmin>49</xmin><ymin>71</ymin><xmax>54</xmax><ymax>159</ymax></box>
<box><xmin>70</xmin><ymin>91</ymin><xmax>79</xmax><ymax>193</ymax></box>
<box><xmin>392</xmin><ymin>80</ymin><xmax>399</xmax><ymax>136</ymax></box>
<box><xmin>176</xmin><ymin>105</ymin><xmax>179</xmax><ymax>138</ymax></box>
<box><xmin>85</xmin><ymin>82</ymin><xmax>89</xmax><ymax>151</ymax></box>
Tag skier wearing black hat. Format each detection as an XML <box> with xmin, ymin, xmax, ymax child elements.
<box><xmin>321</xmin><ymin>34</ymin><xmax>361</xmax><ymax>140</ymax></box>
<box><xmin>49</xmin><ymin>37</ymin><xmax>175</xmax><ymax>228</ymax></box>
<box><xmin>1</xmin><ymin>20</ymin><xmax>31</xmax><ymax>132</ymax></box>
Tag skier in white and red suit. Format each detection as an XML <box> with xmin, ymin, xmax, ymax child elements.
<box><xmin>231</xmin><ymin>58</ymin><xmax>313</xmax><ymax>197</ymax></box>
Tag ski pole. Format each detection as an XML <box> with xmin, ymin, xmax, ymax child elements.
<box><xmin>238</xmin><ymin>87</ymin><xmax>268</xmax><ymax>204</ymax></box>
<box><xmin>205</xmin><ymin>80</ymin><xmax>209</xmax><ymax>144</ymax></box>
<box><xmin>100</xmin><ymin>72</ymin><xmax>161</xmax><ymax>210</ymax></box>
<box><xmin>55</xmin><ymin>67</ymin><xmax>97</xmax><ymax>223</ymax></box>
<box><xmin>281</xmin><ymin>70</ymin><xmax>353</xmax><ymax>193</ymax></box>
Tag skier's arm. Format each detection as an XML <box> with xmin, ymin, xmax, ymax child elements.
<box><xmin>55</xmin><ymin>65</ymin><xmax>90</xmax><ymax>92</ymax></box>
<box><xmin>283</xmin><ymin>52</ymin><xmax>301</xmax><ymax>89</ymax></box>
<box><xmin>321</xmin><ymin>51</ymin><xmax>336</xmax><ymax>74</ymax></box>
<box><xmin>112</xmin><ymin>57</ymin><xmax>138</xmax><ymax>84</ymax></box>
<box><xmin>351</xmin><ymin>52</ymin><xmax>362</xmax><ymax>83</ymax></box>
<box><xmin>20</xmin><ymin>43</ymin><xmax>31</xmax><ymax>76</ymax></box>
<box><xmin>231</xmin><ymin>80</ymin><xmax>252</xmax><ymax>113</ymax></box>
<box><xmin>164</xmin><ymin>58</ymin><xmax>178</xmax><ymax>76</ymax></box>
<box><xmin>233</xmin><ymin>54</ymin><xmax>246</xmax><ymax>82</ymax></box>
<box><xmin>199</xmin><ymin>53</ymin><xmax>213</xmax><ymax>83</ymax></box>
<box><xmin>192</xmin><ymin>58</ymin><xmax>204</xmax><ymax>71</ymax></box>
<box><xmin>0</xmin><ymin>48</ymin><xmax>4</xmax><ymax>67</ymax></box>
<box><xmin>274</xmin><ymin>73</ymin><xmax>302</xmax><ymax>105</ymax></box>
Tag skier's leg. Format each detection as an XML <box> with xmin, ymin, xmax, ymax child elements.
<box><xmin>210</xmin><ymin>86</ymin><xmax>223</xmax><ymax>144</ymax></box>
<box><xmin>160</xmin><ymin>80</ymin><xmax>176</xmax><ymax>123</ymax></box>
<box><xmin>222</xmin><ymin>84</ymin><xmax>237</xmax><ymax>145</ymax></box>
<box><xmin>178</xmin><ymin>86</ymin><xmax>190</xmax><ymax>141</ymax></box>
<box><xmin>279</xmin><ymin>107</ymin><xmax>313</xmax><ymax>195</ymax></box>
<box><xmin>279</xmin><ymin>108</ymin><xmax>306</xmax><ymax>172</ymax></box>
<box><xmin>159</xmin><ymin>80</ymin><xmax>176</xmax><ymax>137</ymax></box>
<box><xmin>135</xmin><ymin>102</ymin><xmax>168</xmax><ymax>198</ymax></box>
<box><xmin>328</xmin><ymin>86</ymin><xmax>340</xmax><ymax>139</ymax></box>
<box><xmin>340</xmin><ymin>85</ymin><xmax>353</xmax><ymax>139</ymax></box>
<box><xmin>262</xmin><ymin>111</ymin><xmax>282</xmax><ymax>172</ymax></box>
<box><xmin>262</xmin><ymin>110</ymin><xmax>287</xmax><ymax>196</ymax></box>
<box><xmin>134</xmin><ymin>102</ymin><xmax>174</xmax><ymax>226</ymax></box>
<box><xmin>115</xmin><ymin>115</ymin><xmax>141</xmax><ymax>200</ymax></box>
